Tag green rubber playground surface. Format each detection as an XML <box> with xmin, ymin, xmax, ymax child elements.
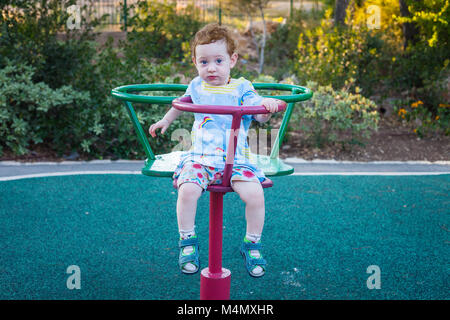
<box><xmin>0</xmin><ymin>174</ymin><xmax>448</xmax><ymax>300</ymax></box>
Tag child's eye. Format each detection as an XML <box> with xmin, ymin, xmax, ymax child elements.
<box><xmin>216</xmin><ymin>59</ymin><xmax>223</xmax><ymax>64</ymax></box>
<box><xmin>200</xmin><ymin>60</ymin><xmax>208</xmax><ymax>65</ymax></box>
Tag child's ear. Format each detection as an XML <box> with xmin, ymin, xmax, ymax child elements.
<box><xmin>192</xmin><ymin>56</ymin><xmax>196</xmax><ymax>66</ymax></box>
<box><xmin>230</xmin><ymin>52</ymin><xmax>238</xmax><ymax>68</ymax></box>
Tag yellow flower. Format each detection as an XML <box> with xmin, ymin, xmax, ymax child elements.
<box><xmin>398</xmin><ymin>108</ymin><xmax>407</xmax><ymax>116</ymax></box>
<box><xmin>411</xmin><ymin>101</ymin><xmax>423</xmax><ymax>108</ymax></box>
<box><xmin>413</xmin><ymin>129</ymin><xmax>417</xmax><ymax>133</ymax></box>
<box><xmin>392</xmin><ymin>57</ymin><xmax>396</xmax><ymax>62</ymax></box>
<box><xmin>435</xmin><ymin>116</ymin><xmax>440</xmax><ymax>121</ymax></box>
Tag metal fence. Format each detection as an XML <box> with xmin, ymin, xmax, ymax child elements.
<box><xmin>80</xmin><ymin>0</ymin><xmax>219</xmax><ymax>27</ymax></box>
<box><xmin>79</xmin><ymin>1</ymin><xmax>302</xmax><ymax>29</ymax></box>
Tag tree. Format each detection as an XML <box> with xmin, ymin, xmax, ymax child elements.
<box><xmin>398</xmin><ymin>0</ymin><xmax>419</xmax><ymax>49</ymax></box>
<box><xmin>334</xmin><ymin>0</ymin><xmax>350</xmax><ymax>25</ymax></box>
<box><xmin>223</xmin><ymin>0</ymin><xmax>270</xmax><ymax>74</ymax></box>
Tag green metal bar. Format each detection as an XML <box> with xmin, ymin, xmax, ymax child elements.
<box><xmin>111</xmin><ymin>83</ymin><xmax>187</xmax><ymax>104</ymax></box>
<box><xmin>270</xmin><ymin>88</ymin><xmax>300</xmax><ymax>159</ymax></box>
<box><xmin>111</xmin><ymin>83</ymin><xmax>313</xmax><ymax>164</ymax></box>
<box><xmin>123</xmin><ymin>101</ymin><xmax>155</xmax><ymax>160</ymax></box>
<box><xmin>112</xmin><ymin>83</ymin><xmax>311</xmax><ymax>105</ymax></box>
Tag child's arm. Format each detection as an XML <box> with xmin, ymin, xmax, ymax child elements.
<box><xmin>149</xmin><ymin>107</ymin><xmax>183</xmax><ymax>137</ymax></box>
<box><xmin>253</xmin><ymin>98</ymin><xmax>279</xmax><ymax>123</ymax></box>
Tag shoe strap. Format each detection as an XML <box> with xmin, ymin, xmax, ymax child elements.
<box><xmin>248</xmin><ymin>257</ymin><xmax>267</xmax><ymax>267</ymax></box>
<box><xmin>242</xmin><ymin>241</ymin><xmax>262</xmax><ymax>251</ymax></box>
<box><xmin>179</xmin><ymin>253</ymin><xmax>199</xmax><ymax>265</ymax></box>
<box><xmin>179</xmin><ymin>237</ymin><xmax>198</xmax><ymax>248</ymax></box>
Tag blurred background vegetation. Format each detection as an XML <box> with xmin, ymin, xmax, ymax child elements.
<box><xmin>0</xmin><ymin>0</ymin><xmax>448</xmax><ymax>160</ymax></box>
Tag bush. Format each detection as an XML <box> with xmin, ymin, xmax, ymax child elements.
<box><xmin>290</xmin><ymin>80</ymin><xmax>379</xmax><ymax>149</ymax></box>
<box><xmin>265</xmin><ymin>9</ymin><xmax>324</xmax><ymax>80</ymax></box>
<box><xmin>395</xmin><ymin>100</ymin><xmax>450</xmax><ymax>138</ymax></box>
<box><xmin>0</xmin><ymin>0</ymin><xmax>203</xmax><ymax>159</ymax></box>
<box><xmin>125</xmin><ymin>1</ymin><xmax>202</xmax><ymax>62</ymax></box>
<box><xmin>0</xmin><ymin>62</ymin><xmax>91</xmax><ymax>156</ymax></box>
<box><xmin>294</xmin><ymin>8</ymin><xmax>389</xmax><ymax>97</ymax></box>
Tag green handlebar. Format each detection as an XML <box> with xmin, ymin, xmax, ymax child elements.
<box><xmin>111</xmin><ymin>83</ymin><xmax>312</xmax><ymax>104</ymax></box>
<box><xmin>111</xmin><ymin>82</ymin><xmax>313</xmax><ymax>165</ymax></box>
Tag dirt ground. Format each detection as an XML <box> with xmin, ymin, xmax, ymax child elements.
<box><xmin>280</xmin><ymin>115</ymin><xmax>449</xmax><ymax>161</ymax></box>
<box><xmin>1</xmin><ymin>114</ymin><xmax>448</xmax><ymax>163</ymax></box>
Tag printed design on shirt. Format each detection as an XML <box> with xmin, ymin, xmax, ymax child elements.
<box><xmin>214</xmin><ymin>147</ymin><xmax>227</xmax><ymax>162</ymax></box>
<box><xmin>198</xmin><ymin>116</ymin><xmax>213</xmax><ymax>129</ymax></box>
<box><xmin>175</xmin><ymin>76</ymin><xmax>266</xmax><ymax>182</ymax></box>
<box><xmin>243</xmin><ymin>146</ymin><xmax>250</xmax><ymax>159</ymax></box>
<box><xmin>201</xmin><ymin>78</ymin><xmax>245</xmax><ymax>94</ymax></box>
<box><xmin>240</xmin><ymin>89</ymin><xmax>260</xmax><ymax>106</ymax></box>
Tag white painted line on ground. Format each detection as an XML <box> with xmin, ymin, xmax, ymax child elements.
<box><xmin>290</xmin><ymin>172</ymin><xmax>450</xmax><ymax>176</ymax></box>
<box><xmin>0</xmin><ymin>160</ymin><xmax>144</xmax><ymax>166</ymax></box>
<box><xmin>0</xmin><ymin>171</ymin><xmax>141</xmax><ymax>181</ymax></box>
<box><xmin>283</xmin><ymin>158</ymin><xmax>450</xmax><ymax>165</ymax></box>
<box><xmin>0</xmin><ymin>170</ymin><xmax>448</xmax><ymax>182</ymax></box>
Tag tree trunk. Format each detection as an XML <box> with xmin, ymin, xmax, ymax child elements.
<box><xmin>399</xmin><ymin>0</ymin><xmax>419</xmax><ymax>50</ymax></box>
<box><xmin>258</xmin><ymin>4</ymin><xmax>266</xmax><ymax>74</ymax></box>
<box><xmin>248</xmin><ymin>14</ymin><xmax>260</xmax><ymax>56</ymax></box>
<box><xmin>334</xmin><ymin>0</ymin><xmax>350</xmax><ymax>25</ymax></box>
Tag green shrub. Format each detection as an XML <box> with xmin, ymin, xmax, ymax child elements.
<box><xmin>294</xmin><ymin>9</ymin><xmax>388</xmax><ymax>97</ymax></box>
<box><xmin>291</xmin><ymin>80</ymin><xmax>379</xmax><ymax>149</ymax></box>
<box><xmin>395</xmin><ymin>100</ymin><xmax>450</xmax><ymax>138</ymax></box>
<box><xmin>0</xmin><ymin>62</ymin><xmax>91</xmax><ymax>156</ymax></box>
<box><xmin>125</xmin><ymin>1</ymin><xmax>202</xmax><ymax>62</ymax></box>
<box><xmin>265</xmin><ymin>8</ymin><xmax>324</xmax><ymax>80</ymax></box>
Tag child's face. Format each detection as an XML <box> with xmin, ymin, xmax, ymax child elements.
<box><xmin>193</xmin><ymin>39</ymin><xmax>238</xmax><ymax>86</ymax></box>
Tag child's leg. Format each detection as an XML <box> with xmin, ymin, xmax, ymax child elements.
<box><xmin>231</xmin><ymin>181</ymin><xmax>265</xmax><ymax>235</ymax></box>
<box><xmin>177</xmin><ymin>182</ymin><xmax>203</xmax><ymax>232</ymax></box>
<box><xmin>177</xmin><ymin>182</ymin><xmax>203</xmax><ymax>273</ymax></box>
<box><xmin>232</xmin><ymin>181</ymin><xmax>266</xmax><ymax>276</ymax></box>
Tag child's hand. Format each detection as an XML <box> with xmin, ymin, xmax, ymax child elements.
<box><xmin>149</xmin><ymin>119</ymin><xmax>170</xmax><ymax>138</ymax></box>
<box><xmin>261</xmin><ymin>98</ymin><xmax>279</xmax><ymax>113</ymax></box>
<box><xmin>254</xmin><ymin>98</ymin><xmax>279</xmax><ymax>123</ymax></box>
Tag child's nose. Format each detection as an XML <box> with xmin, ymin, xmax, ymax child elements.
<box><xmin>207</xmin><ymin>64</ymin><xmax>216</xmax><ymax>72</ymax></box>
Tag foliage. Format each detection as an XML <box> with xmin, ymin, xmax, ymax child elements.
<box><xmin>0</xmin><ymin>62</ymin><xmax>91</xmax><ymax>156</ymax></box>
<box><xmin>394</xmin><ymin>0</ymin><xmax>449</xmax><ymax>48</ymax></box>
<box><xmin>390</xmin><ymin>0</ymin><xmax>450</xmax><ymax>114</ymax></box>
<box><xmin>0</xmin><ymin>0</ymin><xmax>101</xmax><ymax>88</ymax></box>
<box><xmin>291</xmin><ymin>80</ymin><xmax>379</xmax><ymax>148</ymax></box>
<box><xmin>0</xmin><ymin>0</ymin><xmax>447</xmax><ymax>160</ymax></box>
<box><xmin>395</xmin><ymin>100</ymin><xmax>450</xmax><ymax>137</ymax></box>
<box><xmin>265</xmin><ymin>8</ymin><xmax>324</xmax><ymax>80</ymax></box>
<box><xmin>125</xmin><ymin>1</ymin><xmax>203</xmax><ymax>62</ymax></box>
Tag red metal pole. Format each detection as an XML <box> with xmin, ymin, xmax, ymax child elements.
<box><xmin>200</xmin><ymin>191</ymin><xmax>231</xmax><ymax>300</ymax></box>
<box><xmin>209</xmin><ymin>191</ymin><xmax>224</xmax><ymax>273</ymax></box>
<box><xmin>200</xmin><ymin>112</ymin><xmax>242</xmax><ymax>300</ymax></box>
